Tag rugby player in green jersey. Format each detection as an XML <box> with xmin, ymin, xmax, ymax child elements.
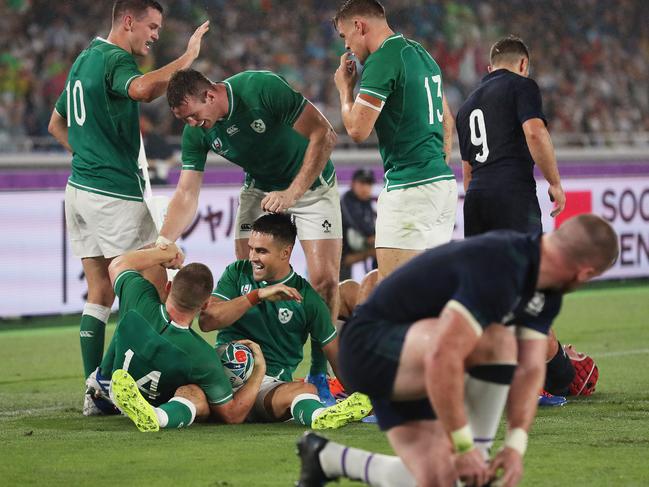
<box><xmin>199</xmin><ymin>214</ymin><xmax>371</xmax><ymax>429</ymax></box>
<box><xmin>46</xmin><ymin>0</ymin><xmax>209</xmax><ymax>410</ymax></box>
<box><xmin>332</xmin><ymin>0</ymin><xmax>458</xmax><ymax>281</ymax></box>
<box><xmin>161</xmin><ymin>67</ymin><xmax>344</xmax><ymax>402</ymax></box>
<box><xmin>85</xmin><ymin>243</ymin><xmax>267</xmax><ymax>431</ymax></box>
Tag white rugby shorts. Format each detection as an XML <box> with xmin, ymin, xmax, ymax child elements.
<box><xmin>64</xmin><ymin>184</ymin><xmax>157</xmax><ymax>259</ymax></box>
<box><xmin>375</xmin><ymin>179</ymin><xmax>458</xmax><ymax>250</ymax></box>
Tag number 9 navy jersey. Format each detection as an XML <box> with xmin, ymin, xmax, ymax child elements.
<box><xmin>456</xmin><ymin>69</ymin><xmax>547</xmax><ymax>192</ymax></box>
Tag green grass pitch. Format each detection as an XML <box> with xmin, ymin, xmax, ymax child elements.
<box><xmin>1</xmin><ymin>283</ymin><xmax>648</xmax><ymax>486</ymax></box>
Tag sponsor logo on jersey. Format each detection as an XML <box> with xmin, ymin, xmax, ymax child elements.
<box><xmin>322</xmin><ymin>219</ymin><xmax>332</xmax><ymax>233</ymax></box>
<box><xmin>251</xmin><ymin>119</ymin><xmax>266</xmax><ymax>133</ymax></box>
<box><xmin>226</xmin><ymin>124</ymin><xmax>239</xmax><ymax>136</ymax></box>
<box><xmin>241</xmin><ymin>284</ymin><xmax>252</xmax><ymax>295</ymax></box>
<box><xmin>524</xmin><ymin>292</ymin><xmax>546</xmax><ymax>317</ymax></box>
<box><xmin>240</xmin><ymin>223</ymin><xmax>252</xmax><ymax>231</ymax></box>
<box><xmin>278</xmin><ymin>308</ymin><xmax>293</xmax><ymax>324</ymax></box>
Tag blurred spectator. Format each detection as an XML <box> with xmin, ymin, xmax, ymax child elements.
<box><xmin>340</xmin><ymin>168</ymin><xmax>377</xmax><ymax>281</ymax></box>
<box><xmin>1</xmin><ymin>0</ymin><xmax>647</xmax><ymax>151</ymax></box>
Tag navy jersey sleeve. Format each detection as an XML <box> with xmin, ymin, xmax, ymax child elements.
<box><xmin>446</xmin><ymin>254</ymin><xmax>524</xmax><ymax>335</ymax></box>
<box><xmin>507</xmin><ymin>291</ymin><xmax>563</xmax><ymax>339</ymax></box>
<box><xmin>514</xmin><ymin>77</ymin><xmax>546</xmax><ymax>125</ymax></box>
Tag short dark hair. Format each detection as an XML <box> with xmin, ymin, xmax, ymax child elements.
<box><xmin>112</xmin><ymin>0</ymin><xmax>163</xmax><ymax>23</ymax></box>
<box><xmin>170</xmin><ymin>263</ymin><xmax>214</xmax><ymax>313</ymax></box>
<box><xmin>334</xmin><ymin>0</ymin><xmax>385</xmax><ymax>26</ymax></box>
<box><xmin>167</xmin><ymin>69</ymin><xmax>213</xmax><ymax>108</ymax></box>
<box><xmin>490</xmin><ymin>35</ymin><xmax>530</xmax><ymax>65</ymax></box>
<box><xmin>251</xmin><ymin>214</ymin><xmax>297</xmax><ymax>248</ymax></box>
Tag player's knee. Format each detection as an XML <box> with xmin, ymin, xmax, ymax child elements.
<box><xmin>175</xmin><ymin>384</ymin><xmax>209</xmax><ymax>420</ymax></box>
<box><xmin>310</xmin><ymin>272</ymin><xmax>338</xmax><ymax>301</ymax></box>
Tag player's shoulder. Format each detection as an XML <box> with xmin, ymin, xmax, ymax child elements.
<box><xmin>366</xmin><ymin>33</ymin><xmax>408</xmax><ymax>64</ymax></box>
<box><xmin>227</xmin><ymin>70</ymin><xmax>294</xmax><ymax>92</ymax></box>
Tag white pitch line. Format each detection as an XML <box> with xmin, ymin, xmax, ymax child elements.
<box><xmin>0</xmin><ymin>405</ymin><xmax>68</xmax><ymax>419</ymax></box>
<box><xmin>597</xmin><ymin>348</ymin><xmax>649</xmax><ymax>358</ymax></box>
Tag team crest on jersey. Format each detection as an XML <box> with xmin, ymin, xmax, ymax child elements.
<box><xmin>226</xmin><ymin>124</ymin><xmax>239</xmax><ymax>136</ymax></box>
<box><xmin>241</xmin><ymin>284</ymin><xmax>252</xmax><ymax>295</ymax></box>
<box><xmin>251</xmin><ymin>119</ymin><xmax>266</xmax><ymax>133</ymax></box>
<box><xmin>524</xmin><ymin>292</ymin><xmax>546</xmax><ymax>317</ymax></box>
<box><xmin>278</xmin><ymin>308</ymin><xmax>293</xmax><ymax>324</ymax></box>
<box><xmin>211</xmin><ymin>137</ymin><xmax>223</xmax><ymax>152</ymax></box>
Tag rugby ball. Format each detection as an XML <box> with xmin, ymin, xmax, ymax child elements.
<box><xmin>217</xmin><ymin>342</ymin><xmax>255</xmax><ymax>391</ymax></box>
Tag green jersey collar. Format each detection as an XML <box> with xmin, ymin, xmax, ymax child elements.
<box><xmin>259</xmin><ymin>267</ymin><xmax>295</xmax><ymax>287</ymax></box>
<box><xmin>159</xmin><ymin>305</ymin><xmax>190</xmax><ymax>330</ymax></box>
<box><xmin>222</xmin><ymin>81</ymin><xmax>235</xmax><ymax>121</ymax></box>
<box><xmin>379</xmin><ymin>33</ymin><xmax>403</xmax><ymax>49</ymax></box>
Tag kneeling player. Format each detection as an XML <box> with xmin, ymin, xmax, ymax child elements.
<box><xmin>86</xmin><ymin>244</ymin><xmax>266</xmax><ymax>431</ymax></box>
<box><xmin>200</xmin><ymin>214</ymin><xmax>371</xmax><ymax>428</ymax></box>
<box><xmin>297</xmin><ymin>214</ymin><xmax>618</xmax><ymax>486</ymax></box>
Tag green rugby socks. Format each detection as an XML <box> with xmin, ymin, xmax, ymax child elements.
<box><xmin>156</xmin><ymin>397</ymin><xmax>196</xmax><ymax>429</ymax></box>
<box><xmin>80</xmin><ymin>303</ymin><xmax>111</xmax><ymax>378</ymax></box>
<box><xmin>291</xmin><ymin>393</ymin><xmax>325</xmax><ymax>427</ymax></box>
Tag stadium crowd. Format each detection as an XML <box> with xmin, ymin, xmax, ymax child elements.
<box><xmin>1</xmin><ymin>0</ymin><xmax>648</xmax><ymax>151</ymax></box>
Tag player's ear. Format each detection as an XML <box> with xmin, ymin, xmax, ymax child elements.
<box><xmin>281</xmin><ymin>244</ymin><xmax>293</xmax><ymax>261</ymax></box>
<box><xmin>577</xmin><ymin>266</ymin><xmax>598</xmax><ymax>284</ymax></box>
<box><xmin>520</xmin><ymin>57</ymin><xmax>529</xmax><ymax>77</ymax></box>
<box><xmin>487</xmin><ymin>64</ymin><xmax>493</xmax><ymax>73</ymax></box>
<box><xmin>165</xmin><ymin>281</ymin><xmax>172</xmax><ymax>293</ymax></box>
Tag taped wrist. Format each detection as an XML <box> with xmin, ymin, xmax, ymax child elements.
<box><xmin>451</xmin><ymin>425</ymin><xmax>475</xmax><ymax>454</ymax></box>
<box><xmin>504</xmin><ymin>428</ymin><xmax>528</xmax><ymax>456</ymax></box>
<box><xmin>246</xmin><ymin>289</ymin><xmax>261</xmax><ymax>306</ymax></box>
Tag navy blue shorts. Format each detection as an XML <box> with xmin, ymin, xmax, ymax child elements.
<box><xmin>339</xmin><ymin>317</ymin><xmax>437</xmax><ymax>431</ymax></box>
<box><xmin>464</xmin><ymin>190</ymin><xmax>541</xmax><ymax>237</ymax></box>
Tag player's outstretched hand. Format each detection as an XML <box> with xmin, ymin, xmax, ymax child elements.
<box><xmin>261</xmin><ymin>189</ymin><xmax>298</xmax><ymax>213</ymax></box>
<box><xmin>155</xmin><ymin>238</ymin><xmax>184</xmax><ymax>269</ymax></box>
<box><xmin>455</xmin><ymin>449</ymin><xmax>490</xmax><ymax>487</ymax></box>
<box><xmin>334</xmin><ymin>52</ymin><xmax>358</xmax><ymax>93</ymax></box>
<box><xmin>236</xmin><ymin>339</ymin><xmax>266</xmax><ymax>375</ymax></box>
<box><xmin>548</xmin><ymin>184</ymin><xmax>566</xmax><ymax>217</ymax></box>
<box><xmin>258</xmin><ymin>284</ymin><xmax>303</xmax><ymax>303</ymax></box>
<box><xmin>185</xmin><ymin>20</ymin><xmax>210</xmax><ymax>62</ymax></box>
<box><xmin>488</xmin><ymin>447</ymin><xmax>524</xmax><ymax>487</ymax></box>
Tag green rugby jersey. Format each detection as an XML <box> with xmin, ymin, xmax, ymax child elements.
<box><xmin>103</xmin><ymin>270</ymin><xmax>233</xmax><ymax>406</ymax></box>
<box><xmin>213</xmin><ymin>260</ymin><xmax>337</xmax><ymax>382</ymax></box>
<box><xmin>54</xmin><ymin>38</ymin><xmax>145</xmax><ymax>201</ymax></box>
<box><xmin>180</xmin><ymin>70</ymin><xmax>336</xmax><ymax>192</ymax></box>
<box><xmin>359</xmin><ymin>34</ymin><xmax>455</xmax><ymax>191</ymax></box>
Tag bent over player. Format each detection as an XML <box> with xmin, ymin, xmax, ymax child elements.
<box><xmin>47</xmin><ymin>0</ymin><xmax>209</xmax><ymax>404</ymax></box>
<box><xmin>297</xmin><ymin>214</ymin><xmax>618</xmax><ymax>487</ymax></box>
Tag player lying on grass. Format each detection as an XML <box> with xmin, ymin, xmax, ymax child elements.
<box><xmin>199</xmin><ymin>214</ymin><xmax>371</xmax><ymax>429</ymax></box>
<box><xmin>297</xmin><ymin>214</ymin><xmax>619</xmax><ymax>487</ymax></box>
<box><xmin>85</xmin><ymin>244</ymin><xmax>267</xmax><ymax>430</ymax></box>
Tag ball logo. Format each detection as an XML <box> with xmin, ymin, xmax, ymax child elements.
<box><xmin>234</xmin><ymin>350</ymin><xmax>248</xmax><ymax>363</ymax></box>
<box><xmin>278</xmin><ymin>308</ymin><xmax>293</xmax><ymax>324</ymax></box>
<box><xmin>251</xmin><ymin>119</ymin><xmax>266</xmax><ymax>133</ymax></box>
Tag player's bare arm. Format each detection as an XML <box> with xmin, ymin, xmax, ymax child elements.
<box><xmin>522</xmin><ymin>118</ymin><xmax>565</xmax><ymax>217</ymax></box>
<box><xmin>107</xmin><ymin>244</ymin><xmax>180</xmax><ymax>285</ymax></box>
<box><xmin>158</xmin><ymin>170</ymin><xmax>204</xmax><ymax>243</ymax></box>
<box><xmin>210</xmin><ymin>339</ymin><xmax>266</xmax><ymax>424</ymax></box>
<box><xmin>442</xmin><ymin>95</ymin><xmax>454</xmax><ymax>164</ymax></box>
<box><xmin>462</xmin><ymin>160</ymin><xmax>473</xmax><ymax>193</ymax></box>
<box><xmin>47</xmin><ymin>110</ymin><xmax>72</xmax><ymax>153</ymax></box>
<box><xmin>335</xmin><ymin>52</ymin><xmax>380</xmax><ymax>143</ymax></box>
<box><xmin>261</xmin><ymin>103</ymin><xmax>337</xmax><ymax>213</ymax></box>
<box><xmin>199</xmin><ymin>285</ymin><xmax>302</xmax><ymax>332</ymax></box>
<box><xmin>488</xmin><ymin>334</ymin><xmax>546</xmax><ymax>487</ymax></box>
<box><xmin>425</xmin><ymin>307</ymin><xmax>489</xmax><ymax>486</ymax></box>
<box><xmin>128</xmin><ymin>21</ymin><xmax>210</xmax><ymax>103</ymax></box>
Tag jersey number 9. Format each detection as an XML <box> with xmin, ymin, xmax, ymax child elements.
<box><xmin>469</xmin><ymin>109</ymin><xmax>489</xmax><ymax>163</ymax></box>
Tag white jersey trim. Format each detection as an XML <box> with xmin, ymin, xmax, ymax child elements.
<box><xmin>355</xmin><ymin>94</ymin><xmax>384</xmax><ymax>112</ymax></box>
<box><xmin>516</xmin><ymin>326</ymin><xmax>547</xmax><ymax>341</ymax></box>
<box><xmin>223</xmin><ymin>81</ymin><xmax>235</xmax><ymax>120</ymax></box>
<box><xmin>211</xmin><ymin>292</ymin><xmax>231</xmax><ymax>301</ymax></box>
<box><xmin>359</xmin><ymin>88</ymin><xmax>387</xmax><ymax>101</ymax></box>
<box><xmin>68</xmin><ymin>180</ymin><xmax>143</xmax><ymax>201</ymax></box>
<box><xmin>113</xmin><ymin>270</ymin><xmax>140</xmax><ymax>293</ymax></box>
<box><xmin>387</xmin><ymin>174</ymin><xmax>454</xmax><ymax>190</ymax></box>
<box><xmin>445</xmin><ymin>300</ymin><xmax>483</xmax><ymax>337</ymax></box>
<box><xmin>319</xmin><ymin>329</ymin><xmax>337</xmax><ymax>345</ymax></box>
<box><xmin>380</xmin><ymin>33</ymin><xmax>404</xmax><ymax>49</ymax></box>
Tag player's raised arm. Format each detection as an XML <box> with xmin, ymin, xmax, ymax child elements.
<box><xmin>261</xmin><ymin>103</ymin><xmax>337</xmax><ymax>213</ymax></box>
<box><xmin>334</xmin><ymin>52</ymin><xmax>381</xmax><ymax>143</ymax></box>
<box><xmin>107</xmin><ymin>244</ymin><xmax>180</xmax><ymax>285</ymax></box>
<box><xmin>128</xmin><ymin>21</ymin><xmax>209</xmax><ymax>102</ymax></box>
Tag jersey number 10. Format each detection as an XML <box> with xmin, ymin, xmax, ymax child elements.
<box><xmin>469</xmin><ymin>109</ymin><xmax>489</xmax><ymax>163</ymax></box>
<box><xmin>424</xmin><ymin>75</ymin><xmax>444</xmax><ymax>125</ymax></box>
<box><xmin>65</xmin><ymin>79</ymin><xmax>87</xmax><ymax>127</ymax></box>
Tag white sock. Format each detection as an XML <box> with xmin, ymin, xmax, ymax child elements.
<box><xmin>83</xmin><ymin>303</ymin><xmax>111</xmax><ymax>323</ymax></box>
<box><xmin>465</xmin><ymin>364</ymin><xmax>515</xmax><ymax>459</ymax></box>
<box><xmin>319</xmin><ymin>441</ymin><xmax>415</xmax><ymax>487</ymax></box>
<box><xmin>154</xmin><ymin>407</ymin><xmax>169</xmax><ymax>428</ymax></box>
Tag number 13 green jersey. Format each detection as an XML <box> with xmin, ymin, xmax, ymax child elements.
<box><xmin>359</xmin><ymin>34</ymin><xmax>454</xmax><ymax>191</ymax></box>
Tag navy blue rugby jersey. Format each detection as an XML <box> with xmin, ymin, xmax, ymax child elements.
<box><xmin>351</xmin><ymin>230</ymin><xmax>560</xmax><ymax>337</ymax></box>
<box><xmin>456</xmin><ymin>69</ymin><xmax>546</xmax><ymax>192</ymax></box>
